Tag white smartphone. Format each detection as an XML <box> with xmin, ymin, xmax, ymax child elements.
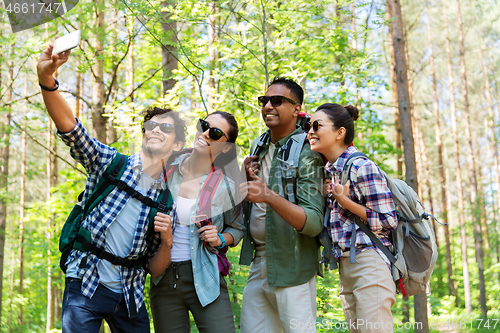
<box><xmin>52</xmin><ymin>30</ymin><xmax>81</xmax><ymax>55</ymax></box>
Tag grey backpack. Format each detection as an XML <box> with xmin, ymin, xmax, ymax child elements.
<box><xmin>341</xmin><ymin>152</ymin><xmax>439</xmax><ymax>297</ymax></box>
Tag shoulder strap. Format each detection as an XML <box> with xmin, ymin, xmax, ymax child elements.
<box><xmin>197</xmin><ymin>166</ymin><xmax>224</xmax><ymax>223</ymax></box>
<box><xmin>341</xmin><ymin>152</ymin><xmax>368</xmax><ymax>185</ymax></box>
<box><xmin>277</xmin><ymin>132</ymin><xmax>307</xmax><ymax>203</ymax></box>
<box><xmin>353</xmin><ymin>217</ymin><xmax>396</xmax><ymax>264</ymax></box>
<box><xmin>251</xmin><ymin>131</ymin><xmax>270</xmax><ymax>157</ymax></box>
<box><xmin>83</xmin><ymin>153</ymin><xmax>128</xmax><ymax>218</ymax></box>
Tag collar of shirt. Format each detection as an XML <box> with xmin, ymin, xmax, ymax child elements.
<box><xmin>326</xmin><ymin>145</ymin><xmax>359</xmax><ymax>174</ymax></box>
<box><xmin>130</xmin><ymin>153</ymin><xmax>167</xmax><ymax>190</ymax></box>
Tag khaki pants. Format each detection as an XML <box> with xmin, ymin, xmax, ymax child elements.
<box><xmin>240</xmin><ymin>256</ymin><xmax>317</xmax><ymax>333</ymax></box>
<box><xmin>339</xmin><ymin>249</ymin><xmax>396</xmax><ymax>333</ymax></box>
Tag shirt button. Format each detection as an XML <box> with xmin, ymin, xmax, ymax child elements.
<box><xmin>112</xmin><ymin>213</ymin><xmax>116</xmax><ymax>217</ymax></box>
<box><xmin>250</xmin><ymin>241</ymin><xmax>254</xmax><ymax>245</ymax></box>
<box><xmin>191</xmin><ymin>247</ymin><xmax>194</xmax><ymax>250</ymax></box>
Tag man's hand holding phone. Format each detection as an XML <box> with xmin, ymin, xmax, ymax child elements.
<box><xmin>37</xmin><ymin>42</ymin><xmax>71</xmax><ymax>87</ymax></box>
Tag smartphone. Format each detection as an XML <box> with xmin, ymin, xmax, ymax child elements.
<box><xmin>192</xmin><ymin>215</ymin><xmax>211</xmax><ymax>228</ymax></box>
<box><xmin>52</xmin><ymin>30</ymin><xmax>81</xmax><ymax>55</ymax></box>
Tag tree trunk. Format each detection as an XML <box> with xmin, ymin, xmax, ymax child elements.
<box><xmin>351</xmin><ymin>1</ymin><xmax>361</xmax><ymax>108</ymax></box>
<box><xmin>482</xmin><ymin>49</ymin><xmax>497</xmax><ymax>251</ymax></box>
<box><xmin>161</xmin><ymin>0</ymin><xmax>178</xmax><ymax>95</ymax></box>
<box><xmin>443</xmin><ymin>0</ymin><xmax>471</xmax><ymax>312</ymax></box>
<box><xmin>18</xmin><ymin>77</ymin><xmax>28</xmax><ymax>328</ymax></box>
<box><xmin>126</xmin><ymin>15</ymin><xmax>135</xmax><ymax>103</ymax></box>
<box><xmin>46</xmin><ymin>119</ymin><xmax>55</xmax><ymax>331</ymax></box>
<box><xmin>0</xmin><ymin>29</ymin><xmax>5</xmax><ymax>325</ymax></box>
<box><xmin>427</xmin><ymin>12</ymin><xmax>454</xmax><ymax>297</ymax></box>
<box><xmin>92</xmin><ymin>0</ymin><xmax>107</xmax><ymax>143</ymax></box>
<box><xmin>1</xmin><ymin>43</ymin><xmax>14</xmax><ymax>329</ymax></box>
<box><xmin>386</xmin><ymin>0</ymin><xmax>427</xmax><ymax>330</ymax></box>
<box><xmin>208</xmin><ymin>0</ymin><xmax>217</xmax><ymax>110</ymax></box>
<box><xmin>386</xmin><ymin>3</ymin><xmax>403</xmax><ymax>176</ymax></box>
<box><xmin>455</xmin><ymin>0</ymin><xmax>487</xmax><ymax>317</ymax></box>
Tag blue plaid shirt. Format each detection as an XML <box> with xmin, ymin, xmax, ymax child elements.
<box><xmin>326</xmin><ymin>146</ymin><xmax>397</xmax><ymax>268</ymax></box>
<box><xmin>59</xmin><ymin>119</ymin><xmax>176</xmax><ymax>317</ymax></box>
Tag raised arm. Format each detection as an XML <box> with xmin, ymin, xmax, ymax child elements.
<box><xmin>36</xmin><ymin>44</ymin><xmax>77</xmax><ymax>133</ymax></box>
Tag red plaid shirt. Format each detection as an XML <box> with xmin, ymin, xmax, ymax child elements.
<box><xmin>326</xmin><ymin>146</ymin><xmax>397</xmax><ymax>268</ymax></box>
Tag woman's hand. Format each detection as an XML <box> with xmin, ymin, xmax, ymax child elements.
<box><xmin>323</xmin><ymin>178</ymin><xmax>332</xmax><ymax>198</ymax></box>
<box><xmin>198</xmin><ymin>224</ymin><xmax>222</xmax><ymax>247</ymax></box>
<box><xmin>154</xmin><ymin>212</ymin><xmax>173</xmax><ymax>247</ymax></box>
<box><xmin>330</xmin><ymin>179</ymin><xmax>351</xmax><ymax>206</ymax></box>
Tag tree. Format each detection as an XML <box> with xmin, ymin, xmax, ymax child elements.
<box><xmin>426</xmin><ymin>11</ymin><xmax>455</xmax><ymax>297</ymax></box>
<box><xmin>386</xmin><ymin>0</ymin><xmax>428</xmax><ymax>331</ymax></box>
<box><xmin>161</xmin><ymin>0</ymin><xmax>178</xmax><ymax>95</ymax></box>
<box><xmin>442</xmin><ymin>0</ymin><xmax>471</xmax><ymax>312</ymax></box>
<box><xmin>455</xmin><ymin>0</ymin><xmax>487</xmax><ymax>317</ymax></box>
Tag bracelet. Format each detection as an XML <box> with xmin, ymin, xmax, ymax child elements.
<box><xmin>39</xmin><ymin>78</ymin><xmax>59</xmax><ymax>91</ymax></box>
<box><xmin>216</xmin><ymin>233</ymin><xmax>226</xmax><ymax>249</ymax></box>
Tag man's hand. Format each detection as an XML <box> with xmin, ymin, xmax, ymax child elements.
<box><xmin>241</xmin><ymin>168</ymin><xmax>269</xmax><ymax>203</ymax></box>
<box><xmin>37</xmin><ymin>42</ymin><xmax>71</xmax><ymax>86</ymax></box>
<box><xmin>154</xmin><ymin>212</ymin><xmax>173</xmax><ymax>247</ymax></box>
<box><xmin>243</xmin><ymin>155</ymin><xmax>259</xmax><ymax>181</ymax></box>
<box><xmin>198</xmin><ymin>225</ymin><xmax>222</xmax><ymax>247</ymax></box>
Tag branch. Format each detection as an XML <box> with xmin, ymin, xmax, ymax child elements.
<box><xmin>10</xmin><ymin>120</ymin><xmax>87</xmax><ymax>176</ymax></box>
<box><xmin>59</xmin><ymin>90</ymin><xmax>92</xmax><ymax>109</ymax></box>
<box><xmin>104</xmin><ymin>34</ymin><xmax>133</xmax><ymax>105</ymax></box>
<box><xmin>118</xmin><ymin>67</ymin><xmax>163</xmax><ymax>104</ymax></box>
<box><xmin>4</xmin><ymin>92</ymin><xmax>41</xmax><ymax>106</ymax></box>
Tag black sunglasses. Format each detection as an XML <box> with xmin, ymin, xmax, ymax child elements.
<box><xmin>304</xmin><ymin>120</ymin><xmax>336</xmax><ymax>133</ymax></box>
<box><xmin>197</xmin><ymin>119</ymin><xmax>227</xmax><ymax>141</ymax></box>
<box><xmin>144</xmin><ymin>121</ymin><xmax>175</xmax><ymax>134</ymax></box>
<box><xmin>258</xmin><ymin>95</ymin><xmax>298</xmax><ymax>107</ymax></box>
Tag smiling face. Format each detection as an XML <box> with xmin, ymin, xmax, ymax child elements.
<box><xmin>194</xmin><ymin>113</ymin><xmax>231</xmax><ymax>158</ymax></box>
<box><xmin>142</xmin><ymin>114</ymin><xmax>182</xmax><ymax>157</ymax></box>
<box><xmin>307</xmin><ymin>110</ymin><xmax>341</xmax><ymax>155</ymax></box>
<box><xmin>261</xmin><ymin>84</ymin><xmax>301</xmax><ymax>138</ymax></box>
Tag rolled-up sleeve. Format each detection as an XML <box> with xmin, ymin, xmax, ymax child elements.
<box><xmin>355</xmin><ymin>162</ymin><xmax>397</xmax><ymax>233</ymax></box>
<box><xmin>296</xmin><ymin>148</ymin><xmax>325</xmax><ymax>237</ymax></box>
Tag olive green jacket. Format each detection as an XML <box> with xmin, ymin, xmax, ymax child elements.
<box><xmin>239</xmin><ymin>127</ymin><xmax>325</xmax><ymax>287</ymax></box>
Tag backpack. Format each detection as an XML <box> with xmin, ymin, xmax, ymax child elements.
<box><xmin>341</xmin><ymin>152</ymin><xmax>439</xmax><ymax>297</ymax></box>
<box><xmin>58</xmin><ymin>152</ymin><xmax>174</xmax><ymax>273</ymax></box>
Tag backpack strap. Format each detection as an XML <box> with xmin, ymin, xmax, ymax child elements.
<box><xmin>353</xmin><ymin>217</ymin><xmax>397</xmax><ymax>264</ymax></box>
<box><xmin>340</xmin><ymin>152</ymin><xmax>395</xmax><ymax>264</ymax></box>
<box><xmin>340</xmin><ymin>152</ymin><xmax>369</xmax><ymax>185</ymax></box>
<box><xmin>83</xmin><ymin>153</ymin><xmax>128</xmax><ymax>218</ymax></box>
<box><xmin>276</xmin><ymin>132</ymin><xmax>307</xmax><ymax>203</ymax></box>
<box><xmin>251</xmin><ymin>131</ymin><xmax>270</xmax><ymax>157</ymax></box>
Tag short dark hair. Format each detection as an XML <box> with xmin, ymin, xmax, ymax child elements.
<box><xmin>316</xmin><ymin>103</ymin><xmax>360</xmax><ymax>145</ymax></box>
<box><xmin>142</xmin><ymin>107</ymin><xmax>186</xmax><ymax>144</ymax></box>
<box><xmin>269</xmin><ymin>77</ymin><xmax>304</xmax><ymax>105</ymax></box>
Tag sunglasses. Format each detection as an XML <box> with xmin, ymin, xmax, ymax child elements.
<box><xmin>304</xmin><ymin>120</ymin><xmax>336</xmax><ymax>133</ymax></box>
<box><xmin>197</xmin><ymin>119</ymin><xmax>228</xmax><ymax>141</ymax></box>
<box><xmin>258</xmin><ymin>95</ymin><xmax>298</xmax><ymax>107</ymax></box>
<box><xmin>144</xmin><ymin>121</ymin><xmax>175</xmax><ymax>134</ymax></box>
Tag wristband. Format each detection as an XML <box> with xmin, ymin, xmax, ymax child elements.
<box><xmin>39</xmin><ymin>78</ymin><xmax>59</xmax><ymax>91</ymax></box>
<box><xmin>216</xmin><ymin>233</ymin><xmax>226</xmax><ymax>249</ymax></box>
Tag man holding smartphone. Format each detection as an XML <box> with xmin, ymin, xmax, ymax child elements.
<box><xmin>37</xmin><ymin>43</ymin><xmax>185</xmax><ymax>332</ymax></box>
<box><xmin>239</xmin><ymin>77</ymin><xmax>325</xmax><ymax>332</ymax></box>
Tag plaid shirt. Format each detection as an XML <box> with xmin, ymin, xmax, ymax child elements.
<box><xmin>59</xmin><ymin>120</ymin><xmax>176</xmax><ymax>317</ymax></box>
<box><xmin>325</xmin><ymin>146</ymin><xmax>397</xmax><ymax>268</ymax></box>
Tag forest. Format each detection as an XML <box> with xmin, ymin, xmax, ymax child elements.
<box><xmin>0</xmin><ymin>0</ymin><xmax>499</xmax><ymax>332</ymax></box>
